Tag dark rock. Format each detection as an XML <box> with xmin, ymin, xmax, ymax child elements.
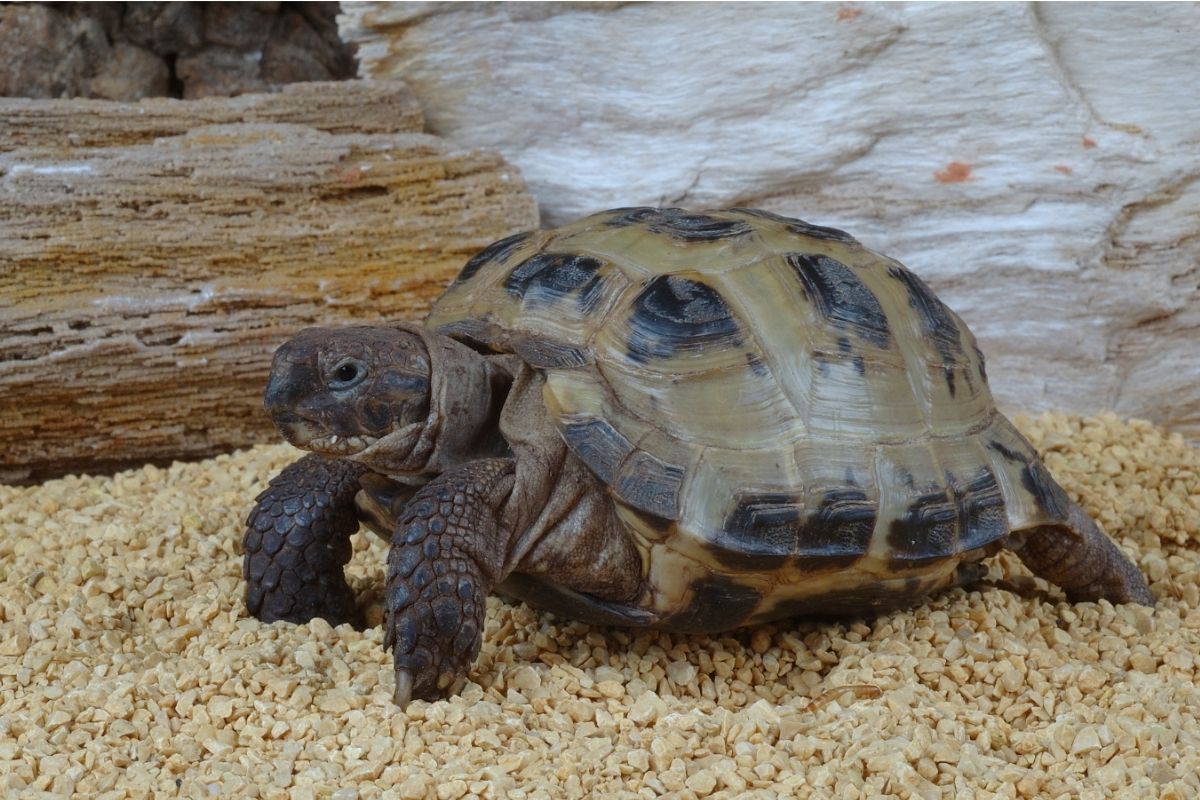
<box><xmin>262</xmin><ymin>10</ymin><xmax>355</xmax><ymax>86</ymax></box>
<box><xmin>0</xmin><ymin>2</ymin><xmax>356</xmax><ymax>100</ymax></box>
<box><xmin>176</xmin><ymin>46</ymin><xmax>268</xmax><ymax>99</ymax></box>
<box><xmin>203</xmin><ymin>3</ymin><xmax>274</xmax><ymax>51</ymax></box>
<box><xmin>0</xmin><ymin>4</ymin><xmax>110</xmax><ymax>98</ymax></box>
<box><xmin>121</xmin><ymin>2</ymin><xmax>205</xmax><ymax>55</ymax></box>
<box><xmin>87</xmin><ymin>43</ymin><xmax>171</xmax><ymax>101</ymax></box>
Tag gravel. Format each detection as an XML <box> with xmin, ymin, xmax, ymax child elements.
<box><xmin>1</xmin><ymin>411</ymin><xmax>1197</xmax><ymax>799</ymax></box>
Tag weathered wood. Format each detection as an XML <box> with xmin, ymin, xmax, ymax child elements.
<box><xmin>0</xmin><ymin>81</ymin><xmax>539</xmax><ymax>483</ymax></box>
<box><xmin>341</xmin><ymin>2</ymin><xmax>1200</xmax><ymax>441</ymax></box>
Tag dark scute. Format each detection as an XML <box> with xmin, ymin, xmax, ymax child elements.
<box><xmin>793</xmin><ymin>488</ymin><xmax>878</xmax><ymax>571</ymax></box>
<box><xmin>887</xmin><ymin>488</ymin><xmax>959</xmax><ymax>568</ymax></box>
<box><xmin>615</xmin><ymin>450</ymin><xmax>686</xmax><ymax>520</ymax></box>
<box><xmin>664</xmin><ymin>574</ymin><xmax>762</xmax><ymax>634</ymax></box>
<box><xmin>727</xmin><ymin>208</ymin><xmax>857</xmax><ymax>243</ymax></box>
<box><xmin>988</xmin><ymin>439</ymin><xmax>1027</xmax><ymax>463</ymax></box>
<box><xmin>1021</xmin><ymin>461</ymin><xmax>1073</xmax><ymax>520</ymax></box>
<box><xmin>503</xmin><ymin>252</ymin><xmax>606</xmax><ymax>313</ymax></box>
<box><xmin>974</xmin><ymin>343</ymin><xmax>989</xmax><ymax>382</ymax></box>
<box><xmin>786</xmin><ymin>253</ymin><xmax>891</xmax><ymax>349</ymax></box>
<box><xmin>560</xmin><ymin>417</ymin><xmax>635</xmax><ymax>484</ymax></box>
<box><xmin>602</xmin><ymin>206</ymin><xmax>659</xmax><ymax>227</ymax></box>
<box><xmin>745</xmin><ymin>352</ymin><xmax>770</xmax><ymax>376</ymax></box>
<box><xmin>955</xmin><ymin>468</ymin><xmax>1009</xmax><ymax>551</ymax></box>
<box><xmin>887</xmin><ymin>467</ymin><xmax>1010</xmax><ymax>567</ymax></box>
<box><xmin>513</xmin><ymin>337</ymin><xmax>591</xmax><ymax>369</ymax></box>
<box><xmin>943</xmin><ymin>365</ymin><xmax>958</xmax><ymax>397</ymax></box>
<box><xmin>626</xmin><ymin>275</ymin><xmax>741</xmax><ymax>364</ymax></box>
<box><xmin>717</xmin><ymin>493</ymin><xmax>804</xmax><ymax>571</ymax></box>
<box><xmin>454</xmin><ymin>231</ymin><xmax>533</xmax><ymax>284</ymax></box>
<box><xmin>605</xmin><ymin>207</ymin><xmax>752</xmax><ymax>241</ymax></box>
<box><xmin>715</xmin><ymin>489</ymin><xmax>876</xmax><ymax>572</ymax></box>
<box><xmin>887</xmin><ymin>265</ymin><xmax>965</xmax><ymax>364</ymax></box>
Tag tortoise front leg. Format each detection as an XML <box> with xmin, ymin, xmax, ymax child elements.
<box><xmin>244</xmin><ymin>454</ymin><xmax>368</xmax><ymax>628</ymax></box>
<box><xmin>385</xmin><ymin>458</ymin><xmax>516</xmax><ymax>708</ymax></box>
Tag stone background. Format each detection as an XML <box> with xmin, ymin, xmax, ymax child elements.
<box><xmin>341</xmin><ymin>1</ymin><xmax>1200</xmax><ymax>441</ymax></box>
<box><xmin>0</xmin><ymin>2</ymin><xmax>356</xmax><ymax>100</ymax></box>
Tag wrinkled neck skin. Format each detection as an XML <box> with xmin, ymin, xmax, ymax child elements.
<box><xmin>351</xmin><ymin>324</ymin><xmax>512</xmax><ymax>481</ymax></box>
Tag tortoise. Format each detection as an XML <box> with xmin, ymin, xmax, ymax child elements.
<box><xmin>243</xmin><ymin>206</ymin><xmax>1153</xmax><ymax>708</ymax></box>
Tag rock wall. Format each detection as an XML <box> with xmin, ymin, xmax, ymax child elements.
<box><xmin>0</xmin><ymin>82</ymin><xmax>538</xmax><ymax>483</ymax></box>
<box><xmin>0</xmin><ymin>2</ymin><xmax>355</xmax><ymax>100</ymax></box>
<box><xmin>341</xmin><ymin>2</ymin><xmax>1200</xmax><ymax>440</ymax></box>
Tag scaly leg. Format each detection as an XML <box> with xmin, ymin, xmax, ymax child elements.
<box><xmin>1012</xmin><ymin>504</ymin><xmax>1153</xmax><ymax>606</ymax></box>
<box><xmin>244</xmin><ymin>454</ymin><xmax>368</xmax><ymax>627</ymax></box>
<box><xmin>385</xmin><ymin>458</ymin><xmax>516</xmax><ymax>708</ymax></box>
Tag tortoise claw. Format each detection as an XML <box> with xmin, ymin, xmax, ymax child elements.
<box><xmin>394</xmin><ymin>669</ymin><xmax>413</xmax><ymax>710</ymax></box>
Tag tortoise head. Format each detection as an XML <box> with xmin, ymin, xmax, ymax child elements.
<box><xmin>264</xmin><ymin>326</ymin><xmax>431</xmax><ymax>458</ymax></box>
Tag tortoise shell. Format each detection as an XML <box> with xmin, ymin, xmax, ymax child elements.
<box><xmin>426</xmin><ymin>207</ymin><xmax>1061</xmax><ymax>620</ymax></box>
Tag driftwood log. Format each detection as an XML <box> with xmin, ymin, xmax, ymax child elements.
<box><xmin>0</xmin><ymin>81</ymin><xmax>539</xmax><ymax>483</ymax></box>
<box><xmin>341</xmin><ymin>2</ymin><xmax>1200</xmax><ymax>441</ymax></box>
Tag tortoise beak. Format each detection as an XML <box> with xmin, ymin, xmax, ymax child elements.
<box><xmin>264</xmin><ymin>349</ymin><xmax>325</xmax><ymax>446</ymax></box>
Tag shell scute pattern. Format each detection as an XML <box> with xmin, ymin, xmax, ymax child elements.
<box><xmin>785</xmin><ymin>252</ymin><xmax>892</xmax><ymax>350</ymax></box>
<box><xmin>712</xmin><ymin>486</ymin><xmax>878</xmax><ymax>573</ymax></box>
<box><xmin>427</xmin><ymin>207</ymin><xmax>1036</xmax><ymax>574</ymax></box>
<box><xmin>624</xmin><ymin>274</ymin><xmax>743</xmax><ymax>365</ymax></box>
<box><xmin>603</xmin><ymin>207</ymin><xmax>755</xmax><ymax>242</ymax></box>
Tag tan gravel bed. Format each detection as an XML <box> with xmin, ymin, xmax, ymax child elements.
<box><xmin>1</xmin><ymin>411</ymin><xmax>1198</xmax><ymax>799</ymax></box>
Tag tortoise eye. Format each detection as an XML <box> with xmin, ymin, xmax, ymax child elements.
<box><xmin>330</xmin><ymin>359</ymin><xmax>367</xmax><ymax>389</ymax></box>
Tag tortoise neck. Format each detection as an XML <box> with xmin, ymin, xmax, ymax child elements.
<box><xmin>353</xmin><ymin>328</ymin><xmax>512</xmax><ymax>477</ymax></box>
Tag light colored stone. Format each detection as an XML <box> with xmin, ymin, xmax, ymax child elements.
<box><xmin>666</xmin><ymin>661</ymin><xmax>697</xmax><ymax>685</ymax></box>
<box><xmin>508</xmin><ymin>666</ymin><xmax>541</xmax><ymax>692</ymax></box>
<box><xmin>342</xmin><ymin>2</ymin><xmax>1200</xmax><ymax>440</ymax></box>
<box><xmin>686</xmin><ymin>769</ymin><xmax>717</xmax><ymax>795</ymax></box>
<box><xmin>627</xmin><ymin>691</ymin><xmax>668</xmax><ymax>725</ymax></box>
<box><xmin>1072</xmin><ymin>726</ymin><xmax>1103</xmax><ymax>754</ymax></box>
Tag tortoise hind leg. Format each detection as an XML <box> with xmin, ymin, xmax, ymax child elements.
<box><xmin>1010</xmin><ymin>503</ymin><xmax>1153</xmax><ymax>606</ymax></box>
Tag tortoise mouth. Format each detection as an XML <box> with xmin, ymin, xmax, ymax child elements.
<box><xmin>273</xmin><ymin>414</ymin><xmax>379</xmax><ymax>456</ymax></box>
<box><xmin>306</xmin><ymin>432</ymin><xmax>380</xmax><ymax>456</ymax></box>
